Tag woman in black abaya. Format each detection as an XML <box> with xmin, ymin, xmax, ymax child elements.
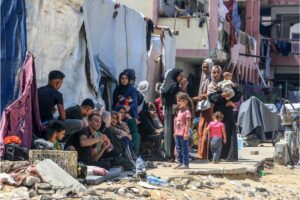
<box><xmin>208</xmin><ymin>66</ymin><xmax>241</xmax><ymax>161</ymax></box>
<box><xmin>161</xmin><ymin>68</ymin><xmax>183</xmax><ymax>160</ymax></box>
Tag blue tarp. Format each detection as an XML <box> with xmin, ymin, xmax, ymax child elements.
<box><xmin>1</xmin><ymin>0</ymin><xmax>27</xmax><ymax>114</ymax></box>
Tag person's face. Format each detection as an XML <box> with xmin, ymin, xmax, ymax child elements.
<box><xmin>119</xmin><ymin>108</ymin><xmax>126</xmax><ymax>120</ymax></box>
<box><xmin>224</xmin><ymin>74</ymin><xmax>232</xmax><ymax>80</ymax></box>
<box><xmin>177</xmin><ymin>98</ymin><xmax>187</xmax><ymax>109</ymax></box>
<box><xmin>104</xmin><ymin>116</ymin><xmax>111</xmax><ymax>128</ymax></box>
<box><xmin>120</xmin><ymin>75</ymin><xmax>129</xmax><ymax>85</ymax></box>
<box><xmin>56</xmin><ymin>130</ymin><xmax>65</xmax><ymax>141</ymax></box>
<box><xmin>111</xmin><ymin>114</ymin><xmax>118</xmax><ymax>126</ymax></box>
<box><xmin>176</xmin><ymin>72</ymin><xmax>183</xmax><ymax>82</ymax></box>
<box><xmin>212</xmin><ymin>68</ymin><xmax>221</xmax><ymax>81</ymax></box>
<box><xmin>82</xmin><ymin>106</ymin><xmax>94</xmax><ymax>117</ymax></box>
<box><xmin>53</xmin><ymin>79</ymin><xmax>63</xmax><ymax>90</ymax></box>
<box><xmin>89</xmin><ymin>115</ymin><xmax>102</xmax><ymax>131</ymax></box>
<box><xmin>202</xmin><ymin>63</ymin><xmax>209</xmax><ymax>74</ymax></box>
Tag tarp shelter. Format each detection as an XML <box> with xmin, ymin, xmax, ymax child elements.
<box><xmin>237</xmin><ymin>96</ymin><xmax>282</xmax><ymax>140</ymax></box>
<box><xmin>2</xmin><ymin>0</ymin><xmax>175</xmax><ymax>113</ymax></box>
<box><xmin>1</xmin><ymin>0</ymin><xmax>27</xmax><ymax>114</ymax></box>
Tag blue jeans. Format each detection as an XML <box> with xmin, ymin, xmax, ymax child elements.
<box><xmin>210</xmin><ymin>137</ymin><xmax>223</xmax><ymax>162</ymax></box>
<box><xmin>175</xmin><ymin>136</ymin><xmax>189</xmax><ymax>166</ymax></box>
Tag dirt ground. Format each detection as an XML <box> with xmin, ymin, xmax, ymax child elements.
<box><xmin>90</xmin><ymin>164</ymin><xmax>300</xmax><ymax>200</ymax></box>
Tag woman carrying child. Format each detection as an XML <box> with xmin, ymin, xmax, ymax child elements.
<box><xmin>173</xmin><ymin>92</ymin><xmax>194</xmax><ymax>169</ymax></box>
<box><xmin>208</xmin><ymin>66</ymin><xmax>241</xmax><ymax>161</ymax></box>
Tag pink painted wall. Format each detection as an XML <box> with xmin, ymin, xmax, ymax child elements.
<box><xmin>208</xmin><ymin>0</ymin><xmax>218</xmax><ymax>50</ymax></box>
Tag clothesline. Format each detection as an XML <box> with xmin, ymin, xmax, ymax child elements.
<box><xmin>259</xmin><ymin>37</ymin><xmax>300</xmax><ymax>43</ymax></box>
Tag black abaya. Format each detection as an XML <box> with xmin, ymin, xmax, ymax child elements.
<box><xmin>208</xmin><ymin>88</ymin><xmax>241</xmax><ymax>161</ymax></box>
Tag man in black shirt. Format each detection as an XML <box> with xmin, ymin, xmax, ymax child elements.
<box><xmin>38</xmin><ymin>70</ymin><xmax>82</xmax><ymax>137</ymax></box>
<box><xmin>71</xmin><ymin>113</ymin><xmax>111</xmax><ymax>169</ymax></box>
<box><xmin>65</xmin><ymin>98</ymin><xmax>95</xmax><ymax>127</ymax></box>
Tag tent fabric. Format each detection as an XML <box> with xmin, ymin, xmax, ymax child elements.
<box><xmin>83</xmin><ymin>0</ymin><xmax>148</xmax><ymax>85</ymax></box>
<box><xmin>0</xmin><ymin>53</ymin><xmax>41</xmax><ymax>157</ymax></box>
<box><xmin>25</xmin><ymin>0</ymin><xmax>103</xmax><ymax>108</ymax></box>
<box><xmin>162</xmin><ymin>31</ymin><xmax>176</xmax><ymax>72</ymax></box>
<box><xmin>1</xmin><ymin>0</ymin><xmax>27</xmax><ymax>114</ymax></box>
<box><xmin>237</xmin><ymin>96</ymin><xmax>282</xmax><ymax>140</ymax></box>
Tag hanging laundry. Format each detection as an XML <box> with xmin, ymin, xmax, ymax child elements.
<box><xmin>225</xmin><ymin>0</ymin><xmax>240</xmax><ymax>47</ymax></box>
<box><xmin>275</xmin><ymin>40</ymin><xmax>292</xmax><ymax>56</ymax></box>
<box><xmin>146</xmin><ymin>18</ymin><xmax>154</xmax><ymax>51</ymax></box>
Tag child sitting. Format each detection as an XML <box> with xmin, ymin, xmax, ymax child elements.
<box><xmin>109</xmin><ymin>111</ymin><xmax>132</xmax><ymax>141</ymax></box>
<box><xmin>204</xmin><ymin>112</ymin><xmax>227</xmax><ymax>163</ymax></box>
<box><xmin>46</xmin><ymin>122</ymin><xmax>66</xmax><ymax>150</ymax></box>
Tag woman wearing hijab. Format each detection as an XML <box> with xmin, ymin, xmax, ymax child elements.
<box><xmin>161</xmin><ymin>68</ymin><xmax>183</xmax><ymax>160</ymax></box>
<box><xmin>113</xmin><ymin>72</ymin><xmax>140</xmax><ymax>121</ymax></box>
<box><xmin>208</xmin><ymin>66</ymin><xmax>241</xmax><ymax>161</ymax></box>
<box><xmin>193</xmin><ymin>59</ymin><xmax>214</xmax><ymax>159</ymax></box>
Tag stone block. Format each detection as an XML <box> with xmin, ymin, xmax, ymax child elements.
<box><xmin>36</xmin><ymin>159</ymin><xmax>86</xmax><ymax>191</ymax></box>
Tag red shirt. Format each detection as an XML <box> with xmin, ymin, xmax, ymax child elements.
<box><xmin>154</xmin><ymin>97</ymin><xmax>164</xmax><ymax>123</ymax></box>
<box><xmin>207</xmin><ymin>121</ymin><xmax>225</xmax><ymax>139</ymax></box>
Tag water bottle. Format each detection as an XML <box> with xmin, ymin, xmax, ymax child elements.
<box><xmin>136</xmin><ymin>156</ymin><xmax>145</xmax><ymax>175</ymax></box>
<box><xmin>237</xmin><ymin>134</ymin><xmax>244</xmax><ymax>151</ymax></box>
<box><xmin>146</xmin><ymin>176</ymin><xmax>168</xmax><ymax>186</ymax></box>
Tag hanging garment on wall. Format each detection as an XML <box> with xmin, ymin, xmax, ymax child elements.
<box><xmin>1</xmin><ymin>0</ymin><xmax>27</xmax><ymax>114</ymax></box>
<box><xmin>0</xmin><ymin>53</ymin><xmax>42</xmax><ymax>158</ymax></box>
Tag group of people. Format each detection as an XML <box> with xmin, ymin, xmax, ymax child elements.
<box><xmin>160</xmin><ymin>59</ymin><xmax>241</xmax><ymax>168</ymax></box>
<box><xmin>36</xmin><ymin>58</ymin><xmax>241</xmax><ymax>171</ymax></box>
<box><xmin>36</xmin><ymin>69</ymin><xmax>164</xmax><ymax>171</ymax></box>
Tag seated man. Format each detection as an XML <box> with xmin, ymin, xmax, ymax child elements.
<box><xmin>66</xmin><ymin>113</ymin><xmax>111</xmax><ymax>170</ymax></box>
<box><xmin>38</xmin><ymin>70</ymin><xmax>82</xmax><ymax>137</ymax></box>
<box><xmin>65</xmin><ymin>98</ymin><xmax>95</xmax><ymax>127</ymax></box>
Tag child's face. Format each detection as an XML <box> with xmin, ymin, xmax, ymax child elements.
<box><xmin>224</xmin><ymin>74</ymin><xmax>232</xmax><ymax>80</ymax></box>
<box><xmin>111</xmin><ymin>114</ymin><xmax>118</xmax><ymax>126</ymax></box>
<box><xmin>120</xmin><ymin>75</ymin><xmax>129</xmax><ymax>85</ymax></box>
<box><xmin>177</xmin><ymin>98</ymin><xmax>187</xmax><ymax>109</ymax></box>
<box><xmin>56</xmin><ymin>130</ymin><xmax>65</xmax><ymax>141</ymax></box>
<box><xmin>119</xmin><ymin>108</ymin><xmax>126</xmax><ymax>119</ymax></box>
<box><xmin>104</xmin><ymin>116</ymin><xmax>111</xmax><ymax>128</ymax></box>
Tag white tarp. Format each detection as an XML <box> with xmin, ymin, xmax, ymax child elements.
<box><xmin>83</xmin><ymin>0</ymin><xmax>148</xmax><ymax>85</ymax></box>
<box><xmin>162</xmin><ymin>30</ymin><xmax>176</xmax><ymax>72</ymax></box>
<box><xmin>26</xmin><ymin>0</ymin><xmax>102</xmax><ymax>108</ymax></box>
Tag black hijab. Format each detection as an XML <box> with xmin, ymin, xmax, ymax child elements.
<box><xmin>161</xmin><ymin>68</ymin><xmax>183</xmax><ymax>95</ymax></box>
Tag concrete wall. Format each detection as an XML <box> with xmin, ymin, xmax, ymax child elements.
<box><xmin>118</xmin><ymin>0</ymin><xmax>154</xmax><ymax>19</ymax></box>
<box><xmin>158</xmin><ymin>18</ymin><xmax>209</xmax><ymax>50</ymax></box>
<box><xmin>176</xmin><ymin>59</ymin><xmax>196</xmax><ymax>76</ymax></box>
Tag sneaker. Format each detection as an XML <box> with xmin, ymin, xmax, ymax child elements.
<box><xmin>178</xmin><ymin>165</ymin><xmax>189</xmax><ymax>169</ymax></box>
<box><xmin>173</xmin><ymin>163</ymin><xmax>182</xmax><ymax>169</ymax></box>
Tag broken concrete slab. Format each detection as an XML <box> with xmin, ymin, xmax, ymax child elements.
<box><xmin>0</xmin><ymin>161</ymin><xmax>30</xmax><ymax>173</ymax></box>
<box><xmin>36</xmin><ymin>159</ymin><xmax>86</xmax><ymax>191</ymax></box>
<box><xmin>86</xmin><ymin>167</ymin><xmax>122</xmax><ymax>185</ymax></box>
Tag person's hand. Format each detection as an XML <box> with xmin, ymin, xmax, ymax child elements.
<box><xmin>135</xmin><ymin>118</ymin><xmax>141</xmax><ymax>125</ymax></box>
<box><xmin>183</xmin><ymin>133</ymin><xmax>189</xmax><ymax>140</ymax></box>
<box><xmin>223</xmin><ymin>138</ymin><xmax>227</xmax><ymax>144</ymax></box>
<box><xmin>149</xmin><ymin>111</ymin><xmax>157</xmax><ymax>117</ymax></box>
<box><xmin>98</xmin><ymin>134</ymin><xmax>108</xmax><ymax>143</ymax></box>
<box><xmin>101</xmin><ymin>141</ymin><xmax>110</xmax><ymax>150</ymax></box>
<box><xmin>226</xmin><ymin>101</ymin><xmax>236</xmax><ymax>108</ymax></box>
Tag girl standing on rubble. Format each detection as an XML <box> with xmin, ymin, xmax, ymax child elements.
<box><xmin>173</xmin><ymin>92</ymin><xmax>193</xmax><ymax>169</ymax></box>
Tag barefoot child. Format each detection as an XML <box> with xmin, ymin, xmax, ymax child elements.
<box><xmin>204</xmin><ymin>112</ymin><xmax>227</xmax><ymax>163</ymax></box>
<box><xmin>173</xmin><ymin>92</ymin><xmax>193</xmax><ymax>169</ymax></box>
